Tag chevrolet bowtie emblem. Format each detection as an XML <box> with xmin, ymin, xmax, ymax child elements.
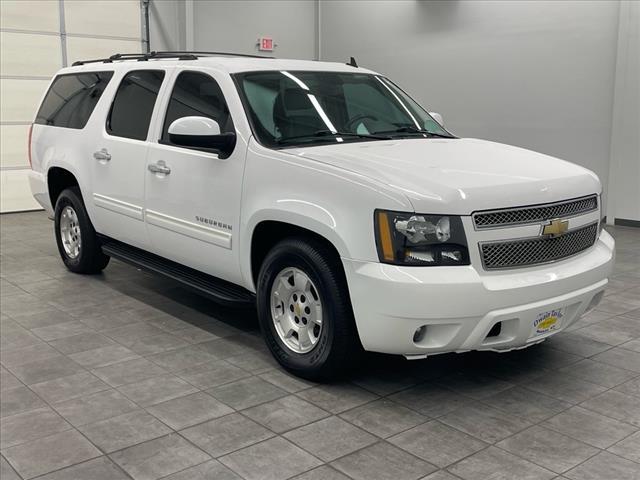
<box><xmin>542</xmin><ymin>218</ymin><xmax>569</xmax><ymax>237</ymax></box>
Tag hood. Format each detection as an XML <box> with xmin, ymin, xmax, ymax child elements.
<box><xmin>283</xmin><ymin>138</ymin><xmax>601</xmax><ymax>214</ymax></box>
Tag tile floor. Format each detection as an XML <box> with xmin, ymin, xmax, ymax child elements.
<box><xmin>0</xmin><ymin>211</ymin><xmax>639</xmax><ymax>480</ymax></box>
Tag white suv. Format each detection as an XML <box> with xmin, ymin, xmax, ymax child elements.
<box><xmin>29</xmin><ymin>51</ymin><xmax>615</xmax><ymax>379</ymax></box>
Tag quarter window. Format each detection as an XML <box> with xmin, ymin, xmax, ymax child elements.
<box><xmin>161</xmin><ymin>71</ymin><xmax>233</xmax><ymax>143</ymax></box>
<box><xmin>107</xmin><ymin>70</ymin><xmax>165</xmax><ymax>141</ymax></box>
<box><xmin>35</xmin><ymin>72</ymin><xmax>113</xmax><ymax>129</ymax></box>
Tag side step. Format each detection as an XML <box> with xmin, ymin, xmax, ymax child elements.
<box><xmin>100</xmin><ymin>237</ymin><xmax>255</xmax><ymax>305</ymax></box>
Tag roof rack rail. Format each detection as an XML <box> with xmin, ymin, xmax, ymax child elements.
<box><xmin>72</xmin><ymin>50</ymin><xmax>274</xmax><ymax>66</ymax></box>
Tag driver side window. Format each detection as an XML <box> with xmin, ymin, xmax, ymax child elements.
<box><xmin>161</xmin><ymin>71</ymin><xmax>233</xmax><ymax>143</ymax></box>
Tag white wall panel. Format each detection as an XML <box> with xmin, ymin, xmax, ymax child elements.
<box><xmin>66</xmin><ymin>36</ymin><xmax>142</xmax><ymax>65</ymax></box>
<box><xmin>1</xmin><ymin>32</ymin><xmax>62</xmax><ymax>77</ymax></box>
<box><xmin>0</xmin><ymin>171</ymin><xmax>40</xmax><ymax>212</ymax></box>
<box><xmin>0</xmin><ymin>79</ymin><xmax>49</xmax><ymax>123</ymax></box>
<box><xmin>0</xmin><ymin>125</ymin><xmax>30</xmax><ymax>168</ymax></box>
<box><xmin>1</xmin><ymin>0</ymin><xmax>143</xmax><ymax>213</ymax></box>
<box><xmin>64</xmin><ymin>0</ymin><xmax>141</xmax><ymax>38</ymax></box>
<box><xmin>0</xmin><ymin>0</ymin><xmax>60</xmax><ymax>32</ymax></box>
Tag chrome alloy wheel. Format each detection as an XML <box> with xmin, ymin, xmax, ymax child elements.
<box><xmin>270</xmin><ymin>267</ymin><xmax>323</xmax><ymax>354</ymax></box>
<box><xmin>59</xmin><ymin>206</ymin><xmax>81</xmax><ymax>259</ymax></box>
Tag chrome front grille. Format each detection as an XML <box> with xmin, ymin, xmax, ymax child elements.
<box><xmin>473</xmin><ymin>195</ymin><xmax>598</xmax><ymax>229</ymax></box>
<box><xmin>480</xmin><ymin>222</ymin><xmax>598</xmax><ymax>270</ymax></box>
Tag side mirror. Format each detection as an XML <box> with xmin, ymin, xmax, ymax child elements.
<box><xmin>168</xmin><ymin>116</ymin><xmax>236</xmax><ymax>158</ymax></box>
<box><xmin>429</xmin><ymin>112</ymin><xmax>444</xmax><ymax>127</ymax></box>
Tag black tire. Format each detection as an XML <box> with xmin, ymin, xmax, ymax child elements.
<box><xmin>256</xmin><ymin>237</ymin><xmax>361</xmax><ymax>380</ymax></box>
<box><xmin>54</xmin><ymin>187</ymin><xmax>110</xmax><ymax>274</ymax></box>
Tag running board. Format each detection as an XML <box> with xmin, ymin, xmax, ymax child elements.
<box><xmin>100</xmin><ymin>237</ymin><xmax>255</xmax><ymax>305</ymax></box>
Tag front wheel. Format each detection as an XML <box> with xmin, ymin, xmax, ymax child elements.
<box><xmin>54</xmin><ymin>187</ymin><xmax>110</xmax><ymax>274</ymax></box>
<box><xmin>256</xmin><ymin>237</ymin><xmax>360</xmax><ymax>380</ymax></box>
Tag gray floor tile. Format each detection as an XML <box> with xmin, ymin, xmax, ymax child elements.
<box><xmin>35</xmin><ymin>456</ymin><xmax>130</xmax><ymax>480</ymax></box>
<box><xmin>558</xmin><ymin>358</ymin><xmax>638</xmax><ymax>388</ymax></box>
<box><xmin>522</xmin><ymin>372</ymin><xmax>607</xmax><ymax>404</ymax></box>
<box><xmin>9</xmin><ymin>308</ymin><xmax>71</xmax><ymax>329</ymax></box>
<box><xmin>53</xmin><ymin>388</ymin><xmax>138</xmax><ymax>426</ymax></box>
<box><xmin>69</xmin><ymin>344</ymin><xmax>140</xmax><ymax>369</ymax></box>
<box><xmin>79</xmin><ymin>409</ymin><xmax>172</xmax><ymax>453</ymax></box>
<box><xmin>0</xmin><ymin>386</ymin><xmax>46</xmax><ymax>418</ymax></box>
<box><xmin>546</xmin><ymin>332</ymin><xmax>613</xmax><ymax>357</ymax></box>
<box><xmin>30</xmin><ymin>371</ymin><xmax>110</xmax><ymax>404</ymax></box>
<box><xmin>420</xmin><ymin>471</ymin><xmax>462</xmax><ymax>480</ymax></box>
<box><xmin>542</xmin><ymin>405</ymin><xmax>637</xmax><ymax>448</ymax></box>
<box><xmin>171</xmin><ymin>325</ymin><xmax>220</xmax><ymax>344</ymax></box>
<box><xmin>109</xmin><ymin>433</ymin><xmax>211</xmax><ymax>480</ymax></box>
<box><xmin>448</xmin><ymin>446</ymin><xmax>556</xmax><ymax>480</ymax></box>
<box><xmin>350</xmin><ymin>370</ymin><xmax>422</xmax><ymax>396</ymax></box>
<box><xmin>389</xmin><ymin>384</ymin><xmax>472</xmax><ymax>418</ymax></box>
<box><xmin>0</xmin><ymin>455</ymin><xmax>21</xmax><ymax>480</ymax></box>
<box><xmin>564</xmin><ymin>451</ymin><xmax>640</xmax><ymax>480</ymax></box>
<box><xmin>615</xmin><ymin>376</ymin><xmax>640</xmax><ymax>399</ymax></box>
<box><xmin>0</xmin><ymin>367</ymin><xmax>21</xmax><ymax>391</ymax></box>
<box><xmin>102</xmin><ymin>322</ymin><xmax>167</xmax><ymax>347</ymax></box>
<box><xmin>48</xmin><ymin>332</ymin><xmax>116</xmax><ymax>355</ymax></box>
<box><xmin>117</xmin><ymin>374</ymin><xmax>198</xmax><ymax>407</ymax></box>
<box><xmin>259</xmin><ymin>370</ymin><xmax>317</xmax><ymax>393</ymax></box>
<box><xmin>146</xmin><ymin>391</ymin><xmax>233</xmax><ymax>430</ymax></box>
<box><xmin>243</xmin><ymin>395</ymin><xmax>330</xmax><ymax>433</ymax></box>
<box><xmin>591</xmin><ymin>347</ymin><xmax>640</xmax><ymax>373</ymax></box>
<box><xmin>127</xmin><ymin>332</ymin><xmax>190</xmax><ymax>355</ymax></box>
<box><xmin>180</xmin><ymin>413</ymin><xmax>274</xmax><ymax>457</ymax></box>
<box><xmin>176</xmin><ymin>359</ymin><xmax>251</xmax><ymax>389</ymax></box>
<box><xmin>7</xmin><ymin>356</ymin><xmax>85</xmax><ymax>385</ymax></box>
<box><xmin>284</xmin><ymin>416</ymin><xmax>377</xmax><ymax>462</ymax></box>
<box><xmin>31</xmin><ymin>320</ymin><xmax>93</xmax><ymax>341</ymax></box>
<box><xmin>388</xmin><ymin>420</ymin><xmax>487</xmax><ymax>468</ymax></box>
<box><xmin>1</xmin><ymin>342</ymin><xmax>61</xmax><ymax>367</ymax></box>
<box><xmin>436</xmin><ymin>372</ymin><xmax>514</xmax><ymax>400</ymax></box>
<box><xmin>220</xmin><ymin>436</ymin><xmax>322</xmax><ymax>480</ymax></box>
<box><xmin>439</xmin><ymin>404</ymin><xmax>532</xmax><ymax>443</ymax></box>
<box><xmin>91</xmin><ymin>357</ymin><xmax>167</xmax><ymax>387</ymax></box>
<box><xmin>0</xmin><ymin>406</ymin><xmax>71</xmax><ymax>449</ymax></box>
<box><xmin>296</xmin><ymin>383</ymin><xmax>379</xmax><ymax>414</ymax></box>
<box><xmin>207</xmin><ymin>376</ymin><xmax>286</xmax><ymax>410</ymax></box>
<box><xmin>147</xmin><ymin>345</ymin><xmax>218</xmax><ymax>372</ymax></box>
<box><xmin>331</xmin><ymin>441</ymin><xmax>437</xmax><ymax>480</ymax></box>
<box><xmin>291</xmin><ymin>465</ymin><xmax>350</xmax><ymax>480</ymax></box>
<box><xmin>161</xmin><ymin>459</ymin><xmax>241</xmax><ymax>479</ymax></box>
<box><xmin>339</xmin><ymin>398</ymin><xmax>427</xmax><ymax>438</ymax></box>
<box><xmin>481</xmin><ymin>386</ymin><xmax>571</xmax><ymax>423</ymax></box>
<box><xmin>580</xmin><ymin>390</ymin><xmax>640</xmax><ymax>427</ymax></box>
<box><xmin>607</xmin><ymin>431</ymin><xmax>640</xmax><ymax>463</ymax></box>
<box><xmin>496</xmin><ymin>426</ymin><xmax>599</xmax><ymax>474</ymax></box>
<box><xmin>2</xmin><ymin>429</ymin><xmax>101</xmax><ymax>479</ymax></box>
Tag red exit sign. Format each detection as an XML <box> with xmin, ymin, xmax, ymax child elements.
<box><xmin>258</xmin><ymin>37</ymin><xmax>274</xmax><ymax>52</ymax></box>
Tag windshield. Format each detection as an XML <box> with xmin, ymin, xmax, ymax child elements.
<box><xmin>234</xmin><ymin>70</ymin><xmax>454</xmax><ymax>148</ymax></box>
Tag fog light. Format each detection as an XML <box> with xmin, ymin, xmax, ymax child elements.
<box><xmin>413</xmin><ymin>325</ymin><xmax>427</xmax><ymax>343</ymax></box>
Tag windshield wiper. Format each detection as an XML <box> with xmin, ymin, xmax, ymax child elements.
<box><xmin>374</xmin><ymin>125</ymin><xmax>455</xmax><ymax>138</ymax></box>
<box><xmin>276</xmin><ymin>129</ymin><xmax>391</xmax><ymax>145</ymax></box>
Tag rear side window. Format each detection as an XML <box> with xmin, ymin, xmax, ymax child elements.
<box><xmin>107</xmin><ymin>70</ymin><xmax>165</xmax><ymax>141</ymax></box>
<box><xmin>161</xmin><ymin>71</ymin><xmax>233</xmax><ymax>143</ymax></box>
<box><xmin>35</xmin><ymin>71</ymin><xmax>113</xmax><ymax>129</ymax></box>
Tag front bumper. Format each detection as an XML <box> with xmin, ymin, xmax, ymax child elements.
<box><xmin>342</xmin><ymin>230</ymin><xmax>615</xmax><ymax>356</ymax></box>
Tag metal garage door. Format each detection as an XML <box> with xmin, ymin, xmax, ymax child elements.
<box><xmin>0</xmin><ymin>0</ymin><xmax>144</xmax><ymax>213</ymax></box>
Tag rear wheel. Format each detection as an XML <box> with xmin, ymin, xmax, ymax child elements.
<box><xmin>256</xmin><ymin>237</ymin><xmax>360</xmax><ymax>380</ymax></box>
<box><xmin>54</xmin><ymin>187</ymin><xmax>110</xmax><ymax>274</ymax></box>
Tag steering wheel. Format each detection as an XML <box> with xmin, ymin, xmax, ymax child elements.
<box><xmin>345</xmin><ymin>114</ymin><xmax>378</xmax><ymax>131</ymax></box>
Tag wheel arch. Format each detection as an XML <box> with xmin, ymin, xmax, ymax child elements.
<box><xmin>47</xmin><ymin>166</ymin><xmax>81</xmax><ymax>207</ymax></box>
<box><xmin>245</xmin><ymin>212</ymin><xmax>349</xmax><ymax>291</ymax></box>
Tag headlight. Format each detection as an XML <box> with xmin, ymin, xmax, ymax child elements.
<box><xmin>375</xmin><ymin>210</ymin><xmax>470</xmax><ymax>266</ymax></box>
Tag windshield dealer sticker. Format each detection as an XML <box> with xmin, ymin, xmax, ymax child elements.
<box><xmin>534</xmin><ymin>308</ymin><xmax>564</xmax><ymax>335</ymax></box>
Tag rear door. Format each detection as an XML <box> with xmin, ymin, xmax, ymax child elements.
<box><xmin>144</xmin><ymin>69</ymin><xmax>245</xmax><ymax>284</ymax></box>
<box><xmin>90</xmin><ymin>69</ymin><xmax>166</xmax><ymax>249</ymax></box>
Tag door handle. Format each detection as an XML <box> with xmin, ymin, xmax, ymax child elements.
<box><xmin>148</xmin><ymin>160</ymin><xmax>171</xmax><ymax>175</ymax></box>
<box><xmin>93</xmin><ymin>148</ymin><xmax>111</xmax><ymax>162</ymax></box>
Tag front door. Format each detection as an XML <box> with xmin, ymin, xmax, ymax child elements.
<box><xmin>144</xmin><ymin>69</ymin><xmax>245</xmax><ymax>284</ymax></box>
<box><xmin>90</xmin><ymin>69</ymin><xmax>166</xmax><ymax>249</ymax></box>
